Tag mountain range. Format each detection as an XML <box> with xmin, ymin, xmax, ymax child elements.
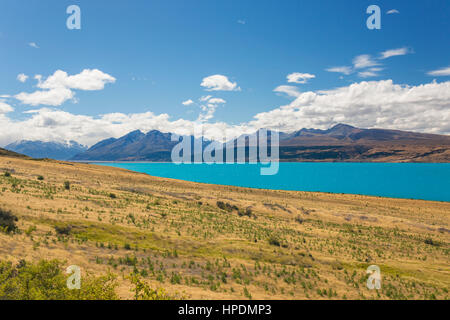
<box><xmin>5</xmin><ymin>140</ymin><xmax>87</xmax><ymax>160</ymax></box>
<box><xmin>70</xmin><ymin>124</ymin><xmax>450</xmax><ymax>162</ymax></box>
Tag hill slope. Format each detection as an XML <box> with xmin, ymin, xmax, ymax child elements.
<box><xmin>0</xmin><ymin>156</ymin><xmax>448</xmax><ymax>299</ymax></box>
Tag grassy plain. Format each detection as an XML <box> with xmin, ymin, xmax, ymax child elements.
<box><xmin>0</xmin><ymin>155</ymin><xmax>448</xmax><ymax>299</ymax></box>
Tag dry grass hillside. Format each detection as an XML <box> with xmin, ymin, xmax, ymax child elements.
<box><xmin>0</xmin><ymin>155</ymin><xmax>448</xmax><ymax>300</ymax></box>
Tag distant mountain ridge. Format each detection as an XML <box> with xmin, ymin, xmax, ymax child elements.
<box><xmin>72</xmin><ymin>130</ymin><xmax>207</xmax><ymax>161</ymax></box>
<box><xmin>5</xmin><ymin>140</ymin><xmax>87</xmax><ymax>160</ymax></box>
<box><xmin>72</xmin><ymin>124</ymin><xmax>450</xmax><ymax>162</ymax></box>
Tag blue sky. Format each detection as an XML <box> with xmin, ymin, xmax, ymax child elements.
<box><xmin>0</xmin><ymin>0</ymin><xmax>449</xmax><ymax>145</ymax></box>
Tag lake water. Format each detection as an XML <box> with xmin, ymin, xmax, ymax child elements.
<box><xmin>94</xmin><ymin>162</ymin><xmax>450</xmax><ymax>202</ymax></box>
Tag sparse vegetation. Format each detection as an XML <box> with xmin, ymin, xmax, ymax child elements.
<box><xmin>0</xmin><ymin>156</ymin><xmax>448</xmax><ymax>300</ymax></box>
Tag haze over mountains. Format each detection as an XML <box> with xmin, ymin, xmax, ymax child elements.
<box><xmin>5</xmin><ymin>140</ymin><xmax>87</xmax><ymax>160</ymax></box>
<box><xmin>70</xmin><ymin>124</ymin><xmax>450</xmax><ymax>162</ymax></box>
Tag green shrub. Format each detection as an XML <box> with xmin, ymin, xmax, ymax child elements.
<box><xmin>54</xmin><ymin>225</ymin><xmax>72</xmax><ymax>236</ymax></box>
<box><xmin>4</xmin><ymin>171</ymin><xmax>11</xmax><ymax>177</ymax></box>
<box><xmin>109</xmin><ymin>193</ymin><xmax>117</xmax><ymax>199</ymax></box>
<box><xmin>130</xmin><ymin>274</ymin><xmax>179</xmax><ymax>300</ymax></box>
<box><xmin>37</xmin><ymin>175</ymin><xmax>44</xmax><ymax>181</ymax></box>
<box><xmin>64</xmin><ymin>181</ymin><xmax>70</xmax><ymax>190</ymax></box>
<box><xmin>268</xmin><ymin>235</ymin><xmax>281</xmax><ymax>247</ymax></box>
<box><xmin>0</xmin><ymin>208</ymin><xmax>18</xmax><ymax>233</ymax></box>
<box><xmin>0</xmin><ymin>259</ymin><xmax>118</xmax><ymax>300</ymax></box>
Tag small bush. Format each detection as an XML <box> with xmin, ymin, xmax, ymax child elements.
<box><xmin>295</xmin><ymin>216</ymin><xmax>304</xmax><ymax>224</ymax></box>
<box><xmin>130</xmin><ymin>274</ymin><xmax>179</xmax><ymax>300</ymax></box>
<box><xmin>64</xmin><ymin>181</ymin><xmax>70</xmax><ymax>190</ymax></box>
<box><xmin>109</xmin><ymin>193</ymin><xmax>117</xmax><ymax>199</ymax></box>
<box><xmin>0</xmin><ymin>209</ymin><xmax>18</xmax><ymax>233</ymax></box>
<box><xmin>217</xmin><ymin>201</ymin><xmax>239</xmax><ymax>213</ymax></box>
<box><xmin>4</xmin><ymin>171</ymin><xmax>11</xmax><ymax>177</ymax></box>
<box><xmin>268</xmin><ymin>235</ymin><xmax>281</xmax><ymax>247</ymax></box>
<box><xmin>424</xmin><ymin>238</ymin><xmax>439</xmax><ymax>246</ymax></box>
<box><xmin>54</xmin><ymin>225</ymin><xmax>72</xmax><ymax>236</ymax></box>
<box><xmin>37</xmin><ymin>175</ymin><xmax>44</xmax><ymax>181</ymax></box>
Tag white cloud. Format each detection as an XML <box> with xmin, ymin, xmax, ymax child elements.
<box><xmin>1</xmin><ymin>80</ymin><xmax>449</xmax><ymax>148</ymax></box>
<box><xmin>387</xmin><ymin>9</ymin><xmax>400</xmax><ymax>14</ymax></box>
<box><xmin>208</xmin><ymin>98</ymin><xmax>226</xmax><ymax>104</ymax></box>
<box><xmin>428</xmin><ymin>66</ymin><xmax>450</xmax><ymax>77</ymax></box>
<box><xmin>15</xmin><ymin>87</ymin><xmax>75</xmax><ymax>107</ymax></box>
<box><xmin>0</xmin><ymin>101</ymin><xmax>14</xmax><ymax>113</ymax></box>
<box><xmin>201</xmin><ymin>74</ymin><xmax>240</xmax><ymax>91</ymax></box>
<box><xmin>197</xmin><ymin>99</ymin><xmax>226</xmax><ymax>122</ymax></box>
<box><xmin>237</xmin><ymin>20</ymin><xmax>246</xmax><ymax>25</ymax></box>
<box><xmin>37</xmin><ymin>69</ymin><xmax>116</xmax><ymax>91</ymax></box>
<box><xmin>326</xmin><ymin>66</ymin><xmax>352</xmax><ymax>75</ymax></box>
<box><xmin>353</xmin><ymin>54</ymin><xmax>379</xmax><ymax>69</ymax></box>
<box><xmin>274</xmin><ymin>85</ymin><xmax>301</xmax><ymax>98</ymax></box>
<box><xmin>17</xmin><ymin>73</ymin><xmax>29</xmax><ymax>83</ymax></box>
<box><xmin>380</xmin><ymin>47</ymin><xmax>411</xmax><ymax>59</ymax></box>
<box><xmin>199</xmin><ymin>95</ymin><xmax>213</xmax><ymax>102</ymax></box>
<box><xmin>29</xmin><ymin>42</ymin><xmax>39</xmax><ymax>48</ymax></box>
<box><xmin>287</xmin><ymin>72</ymin><xmax>315</xmax><ymax>84</ymax></box>
<box><xmin>250</xmin><ymin>80</ymin><xmax>450</xmax><ymax>135</ymax></box>
<box><xmin>13</xmin><ymin>69</ymin><xmax>115</xmax><ymax>107</ymax></box>
<box><xmin>358</xmin><ymin>68</ymin><xmax>383</xmax><ymax>78</ymax></box>
<box><xmin>182</xmin><ymin>99</ymin><xmax>194</xmax><ymax>106</ymax></box>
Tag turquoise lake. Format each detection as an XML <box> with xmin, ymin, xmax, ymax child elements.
<box><xmin>94</xmin><ymin>162</ymin><xmax>450</xmax><ymax>202</ymax></box>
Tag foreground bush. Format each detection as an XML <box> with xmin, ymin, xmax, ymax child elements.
<box><xmin>0</xmin><ymin>209</ymin><xmax>18</xmax><ymax>233</ymax></box>
<box><xmin>0</xmin><ymin>259</ymin><xmax>118</xmax><ymax>300</ymax></box>
<box><xmin>130</xmin><ymin>274</ymin><xmax>180</xmax><ymax>300</ymax></box>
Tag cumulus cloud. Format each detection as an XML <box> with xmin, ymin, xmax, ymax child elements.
<box><xmin>13</xmin><ymin>69</ymin><xmax>116</xmax><ymax>107</ymax></box>
<box><xmin>17</xmin><ymin>73</ymin><xmax>28</xmax><ymax>83</ymax></box>
<box><xmin>380</xmin><ymin>47</ymin><xmax>411</xmax><ymax>59</ymax></box>
<box><xmin>1</xmin><ymin>80</ymin><xmax>449</xmax><ymax>147</ymax></box>
<box><xmin>29</xmin><ymin>42</ymin><xmax>39</xmax><ymax>48</ymax></box>
<box><xmin>182</xmin><ymin>99</ymin><xmax>194</xmax><ymax>106</ymax></box>
<box><xmin>287</xmin><ymin>72</ymin><xmax>315</xmax><ymax>84</ymax></box>
<box><xmin>201</xmin><ymin>75</ymin><xmax>240</xmax><ymax>91</ymax></box>
<box><xmin>197</xmin><ymin>98</ymin><xmax>226</xmax><ymax>122</ymax></box>
<box><xmin>250</xmin><ymin>80</ymin><xmax>450</xmax><ymax>135</ymax></box>
<box><xmin>428</xmin><ymin>66</ymin><xmax>450</xmax><ymax>77</ymax></box>
<box><xmin>37</xmin><ymin>69</ymin><xmax>116</xmax><ymax>91</ymax></box>
<box><xmin>274</xmin><ymin>85</ymin><xmax>301</xmax><ymax>98</ymax></box>
<box><xmin>325</xmin><ymin>66</ymin><xmax>352</xmax><ymax>75</ymax></box>
<box><xmin>0</xmin><ymin>101</ymin><xmax>14</xmax><ymax>113</ymax></box>
<box><xmin>15</xmin><ymin>87</ymin><xmax>74</xmax><ymax>107</ymax></box>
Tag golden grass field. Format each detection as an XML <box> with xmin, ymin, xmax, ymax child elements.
<box><xmin>0</xmin><ymin>155</ymin><xmax>448</xmax><ymax>300</ymax></box>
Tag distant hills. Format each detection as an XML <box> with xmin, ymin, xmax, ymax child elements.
<box><xmin>71</xmin><ymin>124</ymin><xmax>450</xmax><ymax>162</ymax></box>
<box><xmin>5</xmin><ymin>140</ymin><xmax>87</xmax><ymax>160</ymax></box>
